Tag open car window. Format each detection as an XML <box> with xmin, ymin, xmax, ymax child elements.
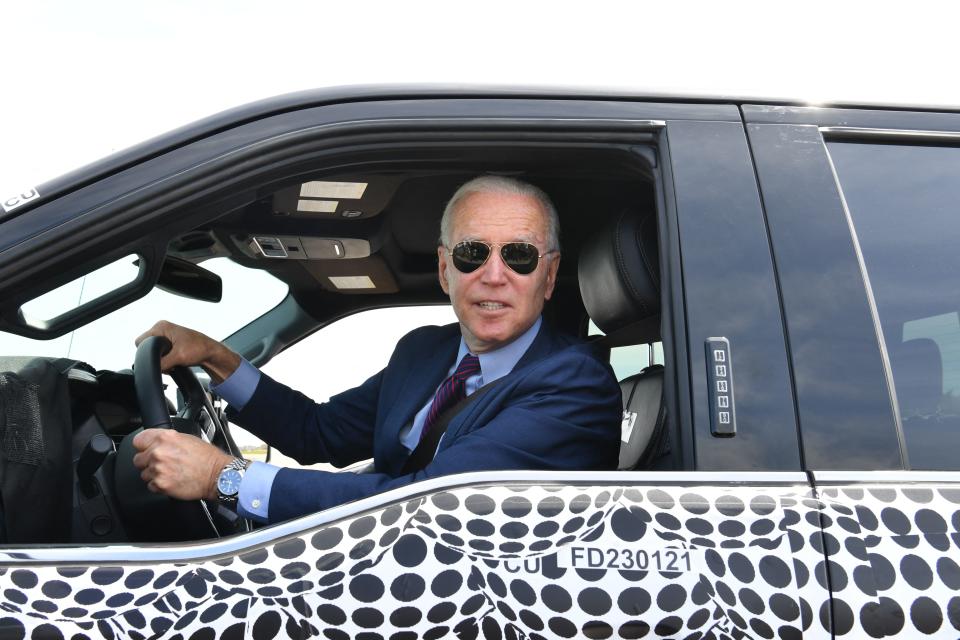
<box><xmin>246</xmin><ymin>305</ymin><xmax>459</xmax><ymax>469</ymax></box>
<box><xmin>261</xmin><ymin>306</ymin><xmax>458</xmax><ymax>406</ymax></box>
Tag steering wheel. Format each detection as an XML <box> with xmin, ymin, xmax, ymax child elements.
<box><xmin>113</xmin><ymin>336</ymin><xmax>251</xmax><ymax>541</ymax></box>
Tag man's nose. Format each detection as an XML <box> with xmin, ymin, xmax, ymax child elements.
<box><xmin>479</xmin><ymin>247</ymin><xmax>509</xmax><ymax>283</ymax></box>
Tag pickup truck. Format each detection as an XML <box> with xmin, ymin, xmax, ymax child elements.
<box><xmin>0</xmin><ymin>88</ymin><xmax>957</xmax><ymax>639</ymax></box>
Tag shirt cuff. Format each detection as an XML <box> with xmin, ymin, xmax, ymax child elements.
<box><xmin>237</xmin><ymin>461</ymin><xmax>280</xmax><ymax>522</ymax></box>
<box><xmin>210</xmin><ymin>358</ymin><xmax>260</xmax><ymax>411</ymax></box>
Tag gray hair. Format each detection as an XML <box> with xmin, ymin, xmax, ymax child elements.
<box><xmin>440</xmin><ymin>176</ymin><xmax>560</xmax><ymax>252</ymax></box>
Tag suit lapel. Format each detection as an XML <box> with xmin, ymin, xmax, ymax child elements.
<box><xmin>440</xmin><ymin>321</ymin><xmax>563</xmax><ymax>445</ymax></box>
<box><xmin>379</xmin><ymin>326</ymin><xmax>460</xmax><ymax>474</ymax></box>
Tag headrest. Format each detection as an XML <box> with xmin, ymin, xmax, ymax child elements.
<box><xmin>578</xmin><ymin>208</ymin><xmax>660</xmax><ymax>340</ymax></box>
<box><xmin>890</xmin><ymin>338</ymin><xmax>943</xmax><ymax>418</ymax></box>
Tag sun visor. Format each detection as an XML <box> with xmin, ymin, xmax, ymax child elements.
<box><xmin>299</xmin><ymin>256</ymin><xmax>399</xmax><ymax>294</ymax></box>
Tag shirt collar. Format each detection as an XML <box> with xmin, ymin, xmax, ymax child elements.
<box><xmin>456</xmin><ymin>316</ymin><xmax>542</xmax><ymax>384</ymax></box>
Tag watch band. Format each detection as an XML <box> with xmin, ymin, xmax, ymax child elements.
<box><xmin>225</xmin><ymin>457</ymin><xmax>250</xmax><ymax>472</ymax></box>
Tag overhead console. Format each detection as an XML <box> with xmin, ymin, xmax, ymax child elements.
<box><xmin>247</xmin><ymin>235</ymin><xmax>371</xmax><ymax>260</ymax></box>
<box><xmin>178</xmin><ymin>173</ymin><xmax>407</xmax><ymax>294</ymax></box>
<box><xmin>236</xmin><ymin>234</ymin><xmax>396</xmax><ymax>293</ymax></box>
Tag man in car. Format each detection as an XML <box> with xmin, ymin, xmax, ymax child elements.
<box><xmin>133</xmin><ymin>176</ymin><xmax>622</xmax><ymax>523</ymax></box>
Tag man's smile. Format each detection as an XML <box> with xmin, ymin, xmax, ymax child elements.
<box><xmin>475</xmin><ymin>300</ymin><xmax>510</xmax><ymax>312</ymax></box>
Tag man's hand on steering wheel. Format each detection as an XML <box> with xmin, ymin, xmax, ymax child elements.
<box><xmin>135</xmin><ymin>320</ymin><xmax>241</xmax><ymax>384</ymax></box>
<box><xmin>132</xmin><ymin>429</ymin><xmax>233</xmax><ymax>501</ymax></box>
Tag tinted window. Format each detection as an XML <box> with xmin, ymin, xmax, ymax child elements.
<box><xmin>828</xmin><ymin>141</ymin><xmax>960</xmax><ymax>469</ymax></box>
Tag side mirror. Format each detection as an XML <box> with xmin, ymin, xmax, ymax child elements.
<box><xmin>153</xmin><ymin>256</ymin><xmax>222</xmax><ymax>303</ymax></box>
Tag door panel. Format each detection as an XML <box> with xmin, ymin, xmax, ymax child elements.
<box><xmin>813</xmin><ymin>473</ymin><xmax>960</xmax><ymax>638</ymax></box>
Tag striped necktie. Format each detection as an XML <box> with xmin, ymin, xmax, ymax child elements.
<box><xmin>419</xmin><ymin>354</ymin><xmax>481</xmax><ymax>442</ymax></box>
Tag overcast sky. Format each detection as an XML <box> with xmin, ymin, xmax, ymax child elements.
<box><xmin>2</xmin><ymin>0</ymin><xmax>958</xmax><ymax>197</ymax></box>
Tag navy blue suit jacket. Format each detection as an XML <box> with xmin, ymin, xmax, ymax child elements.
<box><xmin>230</xmin><ymin>321</ymin><xmax>622</xmax><ymax>523</ymax></box>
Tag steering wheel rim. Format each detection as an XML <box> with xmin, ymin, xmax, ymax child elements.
<box><xmin>134</xmin><ymin>335</ymin><xmax>176</xmax><ymax>428</ymax></box>
<box><xmin>114</xmin><ymin>335</ymin><xmax>251</xmax><ymax>540</ymax></box>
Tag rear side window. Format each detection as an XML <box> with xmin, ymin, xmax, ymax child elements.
<box><xmin>828</xmin><ymin>141</ymin><xmax>960</xmax><ymax>469</ymax></box>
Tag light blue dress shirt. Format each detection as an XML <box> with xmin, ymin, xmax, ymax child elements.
<box><xmin>212</xmin><ymin>317</ymin><xmax>542</xmax><ymax>521</ymax></box>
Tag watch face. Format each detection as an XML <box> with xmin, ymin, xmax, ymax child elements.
<box><xmin>217</xmin><ymin>469</ymin><xmax>243</xmax><ymax>496</ymax></box>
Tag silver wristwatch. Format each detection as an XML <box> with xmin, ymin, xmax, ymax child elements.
<box><xmin>216</xmin><ymin>457</ymin><xmax>250</xmax><ymax>505</ymax></box>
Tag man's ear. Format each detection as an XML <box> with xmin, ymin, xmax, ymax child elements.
<box><xmin>543</xmin><ymin>254</ymin><xmax>561</xmax><ymax>300</ymax></box>
<box><xmin>437</xmin><ymin>246</ymin><xmax>450</xmax><ymax>294</ymax></box>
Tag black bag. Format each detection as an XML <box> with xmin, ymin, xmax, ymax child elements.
<box><xmin>0</xmin><ymin>358</ymin><xmax>74</xmax><ymax>543</ymax></box>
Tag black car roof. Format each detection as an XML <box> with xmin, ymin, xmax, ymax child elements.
<box><xmin>11</xmin><ymin>84</ymin><xmax>960</xmax><ymax>222</ymax></box>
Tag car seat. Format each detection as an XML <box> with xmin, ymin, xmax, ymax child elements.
<box><xmin>578</xmin><ymin>208</ymin><xmax>667</xmax><ymax>469</ymax></box>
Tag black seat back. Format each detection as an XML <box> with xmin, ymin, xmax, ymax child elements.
<box><xmin>619</xmin><ymin>364</ymin><xmax>665</xmax><ymax>469</ymax></box>
<box><xmin>578</xmin><ymin>208</ymin><xmax>664</xmax><ymax>469</ymax></box>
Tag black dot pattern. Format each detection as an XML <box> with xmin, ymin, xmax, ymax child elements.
<box><xmin>0</xmin><ymin>481</ymin><xmax>957</xmax><ymax>638</ymax></box>
<box><xmin>814</xmin><ymin>482</ymin><xmax>960</xmax><ymax>638</ymax></box>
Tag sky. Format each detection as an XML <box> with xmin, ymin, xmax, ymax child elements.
<box><xmin>1</xmin><ymin>0</ymin><xmax>958</xmax><ymax>451</ymax></box>
<box><xmin>2</xmin><ymin>0</ymin><xmax>960</xmax><ymax>198</ymax></box>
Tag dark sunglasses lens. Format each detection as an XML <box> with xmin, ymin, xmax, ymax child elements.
<box><xmin>501</xmin><ymin>243</ymin><xmax>540</xmax><ymax>274</ymax></box>
<box><xmin>451</xmin><ymin>242</ymin><xmax>490</xmax><ymax>273</ymax></box>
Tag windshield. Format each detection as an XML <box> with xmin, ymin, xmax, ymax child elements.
<box><xmin>0</xmin><ymin>258</ymin><xmax>288</xmax><ymax>371</ymax></box>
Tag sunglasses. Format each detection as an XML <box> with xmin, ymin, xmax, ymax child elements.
<box><xmin>447</xmin><ymin>241</ymin><xmax>555</xmax><ymax>275</ymax></box>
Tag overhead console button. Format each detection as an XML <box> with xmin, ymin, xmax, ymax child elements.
<box><xmin>301</xmin><ymin>237</ymin><xmax>370</xmax><ymax>260</ymax></box>
<box><xmin>301</xmin><ymin>238</ymin><xmax>343</xmax><ymax>259</ymax></box>
<box><xmin>252</xmin><ymin>236</ymin><xmax>287</xmax><ymax>258</ymax></box>
<box><xmin>247</xmin><ymin>236</ymin><xmax>369</xmax><ymax>260</ymax></box>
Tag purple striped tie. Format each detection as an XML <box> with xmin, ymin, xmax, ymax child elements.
<box><xmin>419</xmin><ymin>354</ymin><xmax>481</xmax><ymax>442</ymax></box>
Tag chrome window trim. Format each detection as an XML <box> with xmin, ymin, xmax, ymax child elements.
<box><xmin>0</xmin><ymin>470</ymin><xmax>807</xmax><ymax>564</ymax></box>
<box><xmin>813</xmin><ymin>470</ymin><xmax>960</xmax><ymax>483</ymax></box>
<box><xmin>288</xmin><ymin>117</ymin><xmax>667</xmax><ymax>138</ymax></box>
<box><xmin>318</xmin><ymin>117</ymin><xmax>667</xmax><ymax>132</ymax></box>
<box><xmin>820</xmin><ymin>126</ymin><xmax>960</xmax><ymax>141</ymax></box>
<box><xmin>408</xmin><ymin>117</ymin><xmax>667</xmax><ymax>129</ymax></box>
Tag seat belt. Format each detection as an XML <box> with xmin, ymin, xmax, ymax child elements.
<box><xmin>401</xmin><ymin>378</ymin><xmax>505</xmax><ymax>474</ymax></box>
